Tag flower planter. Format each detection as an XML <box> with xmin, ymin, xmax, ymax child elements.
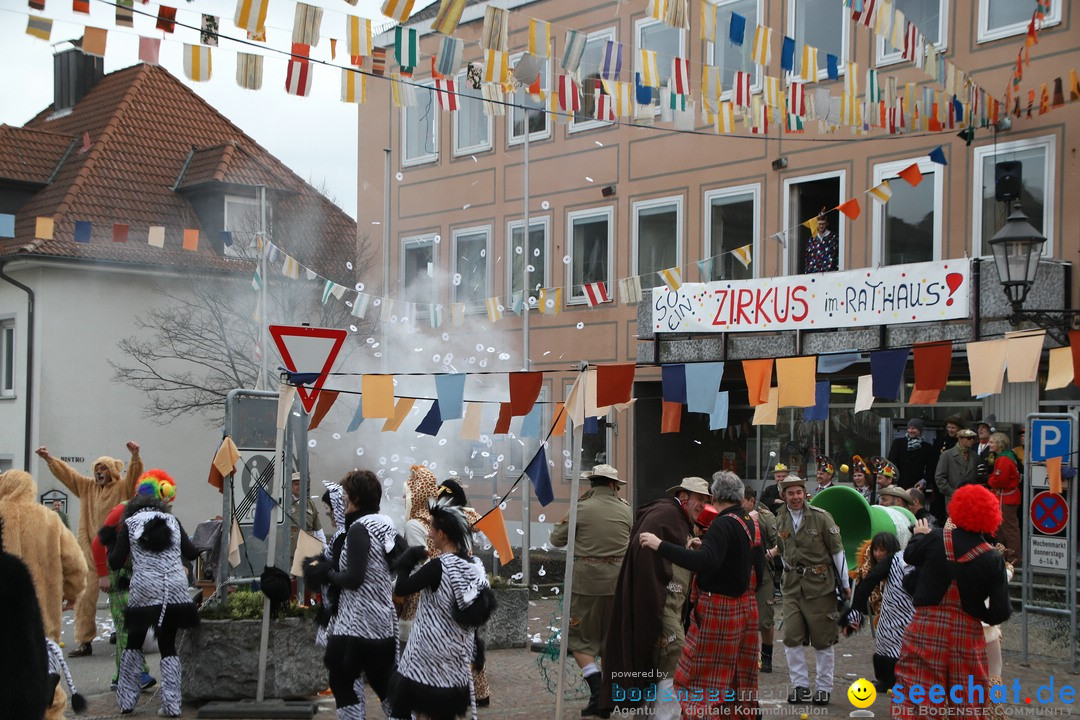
<box><xmin>178</xmin><ymin>617</ymin><xmax>326</xmax><ymax>701</ymax></box>
<box><xmin>479</xmin><ymin>586</ymin><xmax>529</xmax><ymax>650</ymax></box>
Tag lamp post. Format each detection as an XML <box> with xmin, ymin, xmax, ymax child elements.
<box><xmin>987</xmin><ymin>200</ymin><xmax>1080</xmax><ymax>345</ymax></box>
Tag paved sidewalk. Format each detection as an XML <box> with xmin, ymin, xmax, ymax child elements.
<box><xmin>64</xmin><ymin>596</ymin><xmax>1077</xmax><ymax>718</ymax></box>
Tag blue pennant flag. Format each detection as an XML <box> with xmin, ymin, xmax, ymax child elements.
<box><xmin>661</xmin><ymin>364</ymin><xmax>687</xmax><ymax>404</ymax></box>
<box><xmin>416</xmin><ymin>400</ymin><xmax>443</xmax><ymax>436</ymax></box>
<box><xmin>74</xmin><ymin>220</ymin><xmax>91</xmax><ymax>244</ymax></box>
<box><xmin>520</xmin><ymin>403</ymin><xmax>542</xmax><ymax>439</ymax></box>
<box><xmin>709</xmin><ymin>391</ymin><xmax>729</xmax><ymax>430</ymax></box>
<box><xmin>826</xmin><ymin>54</ymin><xmax>839</xmax><ymax>80</ymax></box>
<box><xmin>252</xmin><ymin>485</ymin><xmax>274</xmax><ymax>541</ymax></box>
<box><xmin>347</xmin><ymin>397</ymin><xmax>365</xmax><ymax>432</ymax></box>
<box><xmin>729</xmin><ymin>12</ymin><xmax>746</xmax><ymax>46</ymax></box>
<box><xmin>584</xmin><ymin>416</ymin><xmax>600</xmax><ymax>434</ymax></box>
<box><xmin>685</xmin><ymin>362</ymin><xmax>725</xmax><ymax>414</ymax></box>
<box><xmin>635</xmin><ymin>72</ymin><xmax>653</xmax><ymax>105</ymax></box>
<box><xmin>928</xmin><ymin>145</ymin><xmax>947</xmax><ymax>165</ymax></box>
<box><xmin>870</xmin><ymin>349</ymin><xmax>909</xmax><ymax>401</ymax></box>
<box><xmin>435</xmin><ymin>373</ymin><xmax>465</xmax><ymax>420</ymax></box>
<box><xmin>804</xmin><ymin>381</ymin><xmax>831</xmax><ymax>421</ymax></box>
<box><xmin>525</xmin><ymin>446</ymin><xmax>554</xmax><ymax>506</ymax></box>
<box><xmin>780</xmin><ymin>36</ymin><xmax>795</xmax><ymax>72</ymax></box>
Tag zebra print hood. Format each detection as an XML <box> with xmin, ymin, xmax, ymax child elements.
<box><xmin>441</xmin><ymin>553</ymin><xmax>488</xmax><ymax>607</ymax></box>
<box><xmin>359</xmin><ymin>513</ymin><xmax>399</xmax><ymax>553</ymax></box>
<box><xmin>322</xmin><ymin>481</ymin><xmax>345</xmax><ymax>530</ymax></box>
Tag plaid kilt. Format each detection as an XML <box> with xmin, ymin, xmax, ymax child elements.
<box><xmin>674</xmin><ymin>588</ymin><xmax>759</xmax><ymax>718</ymax></box>
<box><xmin>892</xmin><ymin>584</ymin><xmax>988</xmax><ymax>719</ymax></box>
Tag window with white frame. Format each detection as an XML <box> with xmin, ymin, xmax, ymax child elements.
<box><xmin>708</xmin><ymin>0</ymin><xmax>762</xmax><ymax>97</ymax></box>
<box><xmin>507</xmin><ymin>217</ymin><xmax>549</xmax><ymax>304</ymax></box>
<box><xmin>635</xmin><ymin>18</ymin><xmax>686</xmax><ymax>111</ymax></box>
<box><xmin>789</xmin><ymin>0</ymin><xmax>847</xmax><ymax>81</ymax></box>
<box><xmin>784</xmin><ymin>171</ymin><xmax>844</xmax><ymax>275</ymax></box>
<box><xmin>972</xmin><ymin>135</ymin><xmax>1055</xmax><ymax>258</ymax></box>
<box><xmin>401</xmin><ymin>234</ymin><xmax>437</xmax><ymax>305</ymax></box>
<box><xmin>567</xmin><ymin>207</ymin><xmax>613</xmax><ymax>302</ymax></box>
<box><xmin>509</xmin><ymin>53</ymin><xmax>551</xmax><ymax>144</ymax></box>
<box><xmin>978</xmin><ymin>0</ymin><xmax>1060</xmax><ymax>43</ymax></box>
<box><xmin>401</xmin><ymin>83</ymin><xmax>438</xmax><ymax>166</ymax></box>
<box><xmin>223</xmin><ymin>195</ymin><xmax>262</xmax><ymax>257</ymax></box>
<box><xmin>570</xmin><ymin>28</ymin><xmax>617</xmax><ymax>131</ymax></box>
<box><xmin>877</xmin><ymin>0</ymin><xmax>947</xmax><ymax>66</ymax></box>
<box><xmin>452</xmin><ymin>226</ymin><xmax>490</xmax><ymax>307</ymax></box>
<box><xmin>705</xmin><ymin>185</ymin><xmax>759</xmax><ymax>281</ymax></box>
<box><xmin>1</xmin><ymin>318</ymin><xmax>14</xmax><ymax>398</ymax></box>
<box><xmin>872</xmin><ymin>158</ymin><xmax>942</xmax><ymax>266</ymax></box>
<box><xmin>453</xmin><ymin>73</ymin><xmax>491</xmax><ymax>156</ymax></box>
<box><xmin>633</xmin><ymin>196</ymin><xmax>683</xmax><ymax>287</ymax></box>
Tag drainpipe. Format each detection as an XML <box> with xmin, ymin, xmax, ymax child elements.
<box><xmin>0</xmin><ymin>261</ymin><xmax>34</xmax><ymax>470</ymax></box>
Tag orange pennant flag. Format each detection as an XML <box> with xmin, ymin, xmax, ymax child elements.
<box><xmin>913</xmin><ymin>342</ymin><xmax>952</xmax><ymax>391</ymax></box>
<box><xmin>182</xmin><ymin>228</ymin><xmax>199</xmax><ymax>250</ymax></box>
<box><xmin>1039</xmin><ymin>83</ymin><xmax>1050</xmax><ymax>114</ymax></box>
<box><xmin>1046</xmin><ymin>456</ymin><xmax>1063</xmax><ymax>494</ymax></box>
<box><xmin>381</xmin><ymin>398</ymin><xmax>415</xmax><ymax>431</ymax></box>
<box><xmin>494</xmin><ymin>402</ymin><xmax>513</xmax><ymax>434</ymax></box>
<box><xmin>474</xmin><ymin>506</ymin><xmax>514</xmax><ymax>566</ymax></box>
<box><xmin>207</xmin><ymin>436</ymin><xmax>240</xmax><ymax>492</ymax></box>
<box><xmin>776</xmin><ymin>356</ymin><xmax>817</xmax><ymax>408</ymax></box>
<box><xmin>742</xmin><ymin>358</ymin><xmax>773</xmax><ymax>406</ymax></box>
<box><xmin>551</xmin><ymin>402</ymin><xmax>568</xmax><ymax>436</ymax></box>
<box><xmin>509</xmin><ymin>371</ymin><xmax>543</xmax><ymax>416</ymax></box>
<box><xmin>362</xmin><ymin>375</ymin><xmax>395</xmax><ymax>418</ymax></box>
<box><xmin>835</xmin><ymin>198</ymin><xmax>861</xmax><ymax>220</ymax></box>
<box><xmin>907</xmin><ymin>388</ymin><xmax>940</xmax><ymax>405</ymax></box>
<box><xmin>661</xmin><ymin>400</ymin><xmax>682</xmax><ymax>433</ymax></box>
<box><xmin>307</xmin><ymin>390</ymin><xmax>340</xmax><ymax>430</ymax></box>
<box><xmin>1069</xmin><ymin>70</ymin><xmax>1080</xmax><ymax>101</ymax></box>
<box><xmin>596</xmin><ymin>363</ymin><xmax>635</xmax><ymax>407</ymax></box>
<box><xmin>897</xmin><ymin>163</ymin><xmax>923</xmax><ymax>187</ymax></box>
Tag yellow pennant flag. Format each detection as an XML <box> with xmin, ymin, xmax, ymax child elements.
<box><xmin>26</xmin><ymin>15</ymin><xmax>52</xmax><ymax>40</ymax></box>
<box><xmin>733</xmin><ymin>244</ymin><xmax>751</xmax><ymax>268</ymax></box>
<box><xmin>346</xmin><ymin>16</ymin><xmax>372</xmax><ymax>57</ymax></box>
<box><xmin>701</xmin><ymin>0</ymin><xmax>717</xmax><ymax>41</ymax></box>
<box><xmin>658</xmin><ymin>267</ymin><xmax>682</xmax><ymax>291</ymax></box>
<box><xmin>341</xmin><ymin>68</ymin><xmax>366</xmax><ymax>103</ymax></box>
<box><xmin>752</xmin><ymin>25</ymin><xmax>772</xmax><ymax>68</ymax></box>
<box><xmin>485</xmin><ymin>297</ymin><xmax>503</xmax><ymax>323</ymax></box>
<box><xmin>714</xmin><ymin>101</ymin><xmax>735</xmax><ymax>133</ymax></box>
<box><xmin>381</xmin><ymin>0</ymin><xmax>416</xmax><ymax>24</ymax></box>
<box><xmin>234</xmin><ymin>0</ymin><xmax>268</xmax><ymax>35</ymax></box>
<box><xmin>868</xmin><ymin>181</ymin><xmax>893</xmax><ymax>203</ymax></box>
<box><xmin>183</xmin><ymin>44</ymin><xmax>212</xmax><ymax>82</ymax></box>
<box><xmin>764</xmin><ymin>76</ymin><xmax>781</xmax><ymax>108</ymax></box>
<box><xmin>529</xmin><ymin>19</ymin><xmax>550</xmax><ymax>58</ymax></box>
<box><xmin>701</xmin><ymin>64</ymin><xmax>722</xmax><ymax>101</ymax></box>
<box><xmin>639</xmin><ymin>49</ymin><xmax>660</xmax><ymax>87</ymax></box>
<box><xmin>802</xmin><ymin>216</ymin><xmax>819</xmax><ymax>236</ymax></box>
<box><xmin>484</xmin><ymin>49</ymin><xmax>509</xmax><ymax>84</ymax></box>
<box><xmin>801</xmin><ymin>45</ymin><xmax>818</xmax><ymax>82</ymax></box>
<box><xmin>539</xmin><ymin>287</ymin><xmax>562</xmax><ymax>315</ymax></box>
<box><xmin>647</xmin><ymin>0</ymin><xmax>666</xmax><ymax>21</ymax></box>
<box><xmin>432</xmin><ymin>0</ymin><xmax>467</xmax><ymax>35</ymax></box>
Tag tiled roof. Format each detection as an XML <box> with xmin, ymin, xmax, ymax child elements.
<box><xmin>0</xmin><ymin>62</ymin><xmax>357</xmax><ymax>281</ymax></box>
<box><xmin>0</xmin><ymin>125</ymin><xmax>76</xmax><ymax>185</ymax></box>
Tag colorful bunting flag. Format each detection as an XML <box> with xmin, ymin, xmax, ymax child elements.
<box><xmin>381</xmin><ymin>0</ymin><xmax>415</xmax><ymax>24</ymax></box>
<box><xmin>432</xmin><ymin>0</ymin><xmax>466</xmax><ymax>35</ymax></box>
<box><xmin>435</xmin><ymin>78</ymin><xmax>458</xmax><ymax>111</ymax></box>
<box><xmin>346</xmin><ymin>16</ymin><xmax>372</xmax><ymax>57</ymax></box>
<box><xmin>733</xmin><ymin>71</ymin><xmax>751</xmax><ymax>107</ymax></box>
<box><xmin>732</xmin><ymin>244</ymin><xmax>752</xmax><ymax>268</ymax></box>
<box><xmin>341</xmin><ymin>69</ymin><xmax>366</xmax><ymax>103</ymax></box>
<box><xmin>752</xmin><ymin>25</ymin><xmax>772</xmax><ymax>68</ymax></box>
<box><xmin>480</xmin><ymin>83</ymin><xmax>504</xmax><ymax>116</ymax></box>
<box><xmin>26</xmin><ymin>15</ymin><xmax>51</xmax><ymax>40</ymax></box>
<box><xmin>73</xmin><ymin>220</ymin><xmax>91</xmax><ymax>244</ymax></box>
<box><xmin>148</xmin><ymin>226</ymin><xmax>164</xmax><ymax>248</ymax></box>
<box><xmin>801</xmin><ymin>44</ymin><xmax>818</xmax><ymax>82</ymax></box>
<box><xmin>201</xmin><ymin>15</ymin><xmax>220</xmax><ymax>46</ymax></box>
<box><xmin>395</xmin><ymin>27</ymin><xmax>418</xmax><ymax>70</ymax></box>
<box><xmin>116</xmin><ymin>1</ymin><xmax>134</xmax><ymax>28</ymax></box>
<box><xmin>558</xmin><ymin>75</ymin><xmax>580</xmax><ymax>112</ymax></box>
<box><xmin>529</xmin><ymin>19</ymin><xmax>550</xmax><ymax>58</ymax></box>
<box><xmin>183</xmin><ymin>228</ymin><xmax>199</xmax><ymax>251</ymax></box>
<box><xmin>639</xmin><ymin>49</ymin><xmax>660</xmax><ymax>88</ymax></box>
<box><xmin>780</xmin><ymin>36</ymin><xmax>795</xmax><ymax>72</ymax></box>
<box><xmin>540</xmin><ymin>287</ymin><xmax>562</xmax><ymax>314</ymax></box>
<box><xmin>647</xmin><ymin>0</ymin><xmax>665</xmax><ymax>21</ymax></box>
<box><xmin>836</xmin><ymin>197</ymin><xmax>861</xmax><ymax>220</ymax></box>
<box><xmin>714</xmin><ymin>101</ymin><xmax>736</xmax><ymax>133</ymax></box>
<box><xmin>236</xmin><ymin>53</ymin><xmax>263</xmax><ymax>89</ymax></box>
<box><xmin>601</xmin><ymin>40</ymin><xmax>623</xmax><ymax>81</ymax></box>
<box><xmin>183</xmin><ymin>44</ymin><xmax>212</xmax><ymax>82</ymax></box>
<box><xmin>286</xmin><ymin>55</ymin><xmax>313</xmax><ymax>97</ymax></box>
<box><xmin>435</xmin><ymin>36</ymin><xmax>463</xmax><ymax>78</ymax></box>
<box><xmin>235</xmin><ymin>0</ymin><xmax>268</xmax><ymax>36</ymax></box>
<box><xmin>897</xmin><ymin>162</ymin><xmax>922</xmax><ymax>186</ymax></box>
<box><xmin>156</xmin><ymin>6</ymin><xmax>176</xmax><ymax>33</ymax></box>
<box><xmin>562</xmin><ymin>30</ymin><xmax>587</xmax><ymax>74</ymax></box>
<box><xmin>484</xmin><ymin>50</ymin><xmax>509</xmax><ymax>83</ymax></box>
<box><xmin>701</xmin><ymin>0</ymin><xmax>718</xmax><ymax>42</ymax></box>
<box><xmin>583</xmin><ymin>281</ymin><xmax>609</xmax><ymax>307</ymax></box>
<box><xmin>928</xmin><ymin>146</ymin><xmax>947</xmax><ymax>165</ymax></box>
<box><xmin>485</xmin><ymin>297</ymin><xmax>502</xmax><ymax>323</ymax></box>
<box><xmin>481</xmin><ymin>6</ymin><xmax>509</xmax><ymax>51</ymax></box>
<box><xmin>729</xmin><ymin>11</ymin><xmax>746</xmax><ymax>46</ymax></box>
<box><xmin>618</xmin><ymin>276</ymin><xmax>642</xmax><ymax>304</ymax></box>
<box><xmin>658</xmin><ymin>267</ymin><xmax>682</xmax><ymax>291</ymax></box>
<box><xmin>82</xmin><ymin>27</ymin><xmax>107</xmax><ymax>57</ymax></box>
<box><xmin>868</xmin><ymin>181</ymin><xmax>893</xmax><ymax>203</ymax></box>
<box><xmin>292</xmin><ymin>3</ymin><xmax>322</xmax><ymax>46</ymax></box>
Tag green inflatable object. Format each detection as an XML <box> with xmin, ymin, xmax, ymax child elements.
<box><xmin>808</xmin><ymin>486</ymin><xmax>916</xmax><ymax>570</ymax></box>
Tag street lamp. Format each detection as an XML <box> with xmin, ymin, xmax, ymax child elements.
<box><xmin>988</xmin><ymin>200</ymin><xmax>1080</xmax><ymax>344</ymax></box>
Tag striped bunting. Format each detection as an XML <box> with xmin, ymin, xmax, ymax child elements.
<box><xmin>236</xmin><ymin>53</ymin><xmax>263</xmax><ymax>89</ymax></box>
<box><xmin>341</xmin><ymin>69</ymin><xmax>366</xmax><ymax>103</ymax></box>
<box><xmin>183</xmin><ymin>44</ymin><xmax>212</xmax><ymax>82</ymax></box>
<box><xmin>346</xmin><ymin>16</ymin><xmax>372</xmax><ymax>57</ymax></box>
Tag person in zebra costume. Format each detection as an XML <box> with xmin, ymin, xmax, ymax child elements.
<box><xmin>45</xmin><ymin>637</ymin><xmax>87</xmax><ymax>713</ymax></box>
<box><xmin>306</xmin><ymin>469</ymin><xmax>406</xmax><ymax>720</ymax></box>
<box><xmin>387</xmin><ymin>497</ymin><xmax>497</xmax><ymax>720</ymax></box>
<box><xmin>313</xmin><ymin>480</ymin><xmax>347</xmax><ymax>649</ymax></box>
<box><xmin>104</xmin><ymin>470</ymin><xmax>198</xmax><ymax>717</ymax></box>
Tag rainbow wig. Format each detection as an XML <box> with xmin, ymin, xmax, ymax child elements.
<box><xmin>135</xmin><ymin>468</ymin><xmax>177</xmax><ymax>504</ymax></box>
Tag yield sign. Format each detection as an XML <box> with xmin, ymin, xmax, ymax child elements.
<box><xmin>269</xmin><ymin>325</ymin><xmax>347</xmax><ymax>413</ymax></box>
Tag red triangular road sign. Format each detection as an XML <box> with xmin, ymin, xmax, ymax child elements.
<box><xmin>269</xmin><ymin>325</ymin><xmax>347</xmax><ymax>413</ymax></box>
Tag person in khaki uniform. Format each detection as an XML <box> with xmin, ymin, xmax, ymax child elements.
<box><xmin>549</xmin><ymin>464</ymin><xmax>633</xmax><ymax>718</ymax></box>
<box><xmin>742</xmin><ymin>487</ymin><xmax>778</xmax><ymax>673</ymax></box>
<box><xmin>766</xmin><ymin>475</ymin><xmax>850</xmax><ymax>707</ymax></box>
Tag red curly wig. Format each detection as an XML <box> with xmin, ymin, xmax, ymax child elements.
<box><xmin>948</xmin><ymin>484</ymin><xmax>1001</xmax><ymax>535</ymax></box>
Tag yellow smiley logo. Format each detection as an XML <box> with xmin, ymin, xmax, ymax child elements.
<box><xmin>848</xmin><ymin>678</ymin><xmax>876</xmax><ymax>709</ymax></box>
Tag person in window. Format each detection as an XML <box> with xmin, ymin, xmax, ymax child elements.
<box><xmin>803</xmin><ymin>210</ymin><xmax>838</xmax><ymax>274</ymax></box>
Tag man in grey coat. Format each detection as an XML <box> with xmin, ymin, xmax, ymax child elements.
<box><xmin>934</xmin><ymin>428</ymin><xmax>979</xmax><ymax>511</ymax></box>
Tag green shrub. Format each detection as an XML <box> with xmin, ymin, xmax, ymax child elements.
<box><xmin>199</xmin><ymin>588</ymin><xmax>311</xmax><ymax>620</ymax></box>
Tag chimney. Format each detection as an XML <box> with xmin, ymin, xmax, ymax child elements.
<box><xmin>52</xmin><ymin>43</ymin><xmax>104</xmax><ymax>115</ymax></box>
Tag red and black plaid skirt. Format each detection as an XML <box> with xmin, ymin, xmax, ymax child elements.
<box><xmin>892</xmin><ymin>584</ymin><xmax>988</xmax><ymax>719</ymax></box>
<box><xmin>675</xmin><ymin>589</ymin><xmax>759</xmax><ymax>718</ymax></box>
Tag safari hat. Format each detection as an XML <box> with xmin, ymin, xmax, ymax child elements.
<box><xmin>956</xmin><ymin>428</ymin><xmax>977</xmax><ymax>438</ymax></box>
<box><xmin>666</xmin><ymin>476</ymin><xmax>710</xmax><ymax>497</ymax></box>
<box><xmin>586</xmin><ymin>464</ymin><xmax>625</xmax><ymax>484</ymax></box>
<box><xmin>779</xmin><ymin>475</ymin><xmax>807</xmax><ymax>492</ymax></box>
<box><xmin>878</xmin><ymin>485</ymin><xmax>912</xmax><ymax>505</ymax></box>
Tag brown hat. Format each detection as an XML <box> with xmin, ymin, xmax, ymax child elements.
<box><xmin>878</xmin><ymin>485</ymin><xmax>912</xmax><ymax>505</ymax></box>
<box><xmin>666</xmin><ymin>476</ymin><xmax>710</xmax><ymax>497</ymax></box>
<box><xmin>587</xmin><ymin>464</ymin><xmax>626</xmax><ymax>484</ymax></box>
<box><xmin>957</xmin><ymin>428</ymin><xmax>977</xmax><ymax>438</ymax></box>
<box><xmin>779</xmin><ymin>476</ymin><xmax>807</xmax><ymax>492</ymax></box>
<box><xmin>944</xmin><ymin>415</ymin><xmax>965</xmax><ymax>428</ymax></box>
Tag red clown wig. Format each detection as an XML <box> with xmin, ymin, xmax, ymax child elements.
<box><xmin>948</xmin><ymin>484</ymin><xmax>1001</xmax><ymax>535</ymax></box>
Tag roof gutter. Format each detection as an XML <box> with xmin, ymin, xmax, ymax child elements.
<box><xmin>0</xmin><ymin>260</ymin><xmax>34</xmax><ymax>470</ymax></box>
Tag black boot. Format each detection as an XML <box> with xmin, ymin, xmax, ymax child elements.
<box><xmin>760</xmin><ymin>644</ymin><xmax>773</xmax><ymax>674</ymax></box>
<box><xmin>873</xmin><ymin>654</ymin><xmax>897</xmax><ymax>692</ymax></box>
<box><xmin>581</xmin><ymin>673</ymin><xmax>608</xmax><ymax>718</ymax></box>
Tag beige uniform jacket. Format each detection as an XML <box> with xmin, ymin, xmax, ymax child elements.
<box><xmin>550</xmin><ymin>485</ymin><xmax>633</xmax><ymax>596</ymax></box>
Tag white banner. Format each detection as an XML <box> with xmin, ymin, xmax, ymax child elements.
<box><xmin>651</xmin><ymin>260</ymin><xmax>970</xmax><ymax>333</ymax></box>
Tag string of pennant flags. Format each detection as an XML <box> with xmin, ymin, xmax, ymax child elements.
<box><xmin>19</xmin><ymin>0</ymin><xmax>1078</xmax><ymax>143</ymax></box>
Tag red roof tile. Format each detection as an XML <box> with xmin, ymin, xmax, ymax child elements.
<box><xmin>0</xmin><ymin>62</ymin><xmax>357</xmax><ymax>281</ymax></box>
<box><xmin>0</xmin><ymin>125</ymin><xmax>76</xmax><ymax>185</ymax></box>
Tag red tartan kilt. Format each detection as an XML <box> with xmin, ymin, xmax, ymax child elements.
<box><xmin>892</xmin><ymin>586</ymin><xmax>988</xmax><ymax>720</ymax></box>
<box><xmin>675</xmin><ymin>589</ymin><xmax>759</xmax><ymax>718</ymax></box>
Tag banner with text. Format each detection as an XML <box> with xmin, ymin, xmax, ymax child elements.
<box><xmin>651</xmin><ymin>260</ymin><xmax>970</xmax><ymax>334</ymax></box>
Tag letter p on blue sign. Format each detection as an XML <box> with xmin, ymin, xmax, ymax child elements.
<box><xmin>1030</xmin><ymin>418</ymin><xmax>1072</xmax><ymax>462</ymax></box>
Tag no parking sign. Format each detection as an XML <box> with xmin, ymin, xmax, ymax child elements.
<box><xmin>1030</xmin><ymin>491</ymin><xmax>1069</xmax><ymax>536</ymax></box>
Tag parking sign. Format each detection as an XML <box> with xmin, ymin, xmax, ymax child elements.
<box><xmin>1030</xmin><ymin>418</ymin><xmax>1073</xmax><ymax>462</ymax></box>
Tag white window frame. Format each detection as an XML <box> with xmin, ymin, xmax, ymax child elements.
<box><xmin>876</xmin><ymin>0</ymin><xmax>949</xmax><ymax>67</ymax></box>
<box><xmin>971</xmin><ymin>135</ymin><xmax>1055</xmax><ymax>259</ymax></box>
<box><xmin>400</xmin><ymin>233</ymin><xmax>439</xmax><ymax>306</ymax></box>
<box><xmin>633</xmin><ymin>18</ymin><xmax>687</xmax><ymax>116</ymax></box>
<box><xmin>632</xmin><ymin>195</ymin><xmax>684</xmax><ymax>286</ymax></box>
<box><xmin>977</xmin><ymin>0</ymin><xmax>1061</xmax><ymax>44</ymax></box>
<box><xmin>0</xmin><ymin>317</ymin><xmax>14</xmax><ymax>398</ymax></box>
<box><xmin>787</xmin><ymin>0</ymin><xmax>850</xmax><ymax>82</ymax></box>
<box><xmin>506</xmin><ymin>216</ymin><xmax>550</xmax><ymax>306</ymax></box>
<box><xmin>452</xmin><ymin>72</ymin><xmax>492</xmax><ymax>157</ymax></box>
<box><xmin>451</xmin><ymin>225</ymin><xmax>492</xmax><ymax>309</ymax></box>
<box><xmin>705</xmin><ymin>0</ymin><xmax>765</xmax><ymax>101</ymax></box>
<box><xmin>871</xmin><ymin>157</ymin><xmax>943</xmax><ymax>266</ymax></box>
<box><xmin>703</xmin><ymin>183</ymin><xmax>761</xmax><ymax>280</ymax></box>
<box><xmin>401</xmin><ymin>81</ymin><xmax>439</xmax><ymax>167</ymax></box>
<box><xmin>566</xmin><ymin>206</ymin><xmax>615</xmax><ymax>305</ymax></box>
<box><xmin>508</xmin><ymin>53</ymin><xmax>552</xmax><ymax>145</ymax></box>
<box><xmin>782</xmin><ymin>169</ymin><xmax>846</xmax><ymax>275</ymax></box>
<box><xmin>569</xmin><ymin>27</ymin><xmax>617</xmax><ymax>134</ymax></box>
<box><xmin>223</xmin><ymin>194</ymin><xmax>261</xmax><ymax>257</ymax></box>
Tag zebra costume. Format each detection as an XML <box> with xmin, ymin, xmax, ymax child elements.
<box><xmin>324</xmin><ymin>511</ymin><xmax>403</xmax><ymax>720</ymax></box>
<box><xmin>847</xmin><ymin>551</ymin><xmax>915</xmax><ymax>690</ymax></box>
<box><xmin>108</xmin><ymin>498</ymin><xmax>198</xmax><ymax>717</ymax></box>
<box><xmin>315</xmin><ymin>481</ymin><xmax>347</xmax><ymax>648</ymax></box>
<box><xmin>388</xmin><ymin>553</ymin><xmax>489</xmax><ymax>720</ymax></box>
<box><xmin>46</xmin><ymin>637</ymin><xmax>86</xmax><ymax>713</ymax></box>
